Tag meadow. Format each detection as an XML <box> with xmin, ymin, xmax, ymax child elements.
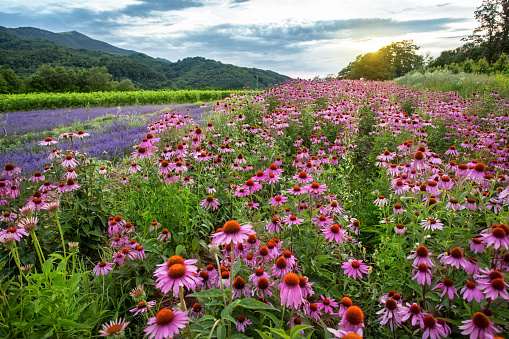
<box><xmin>0</xmin><ymin>80</ymin><xmax>508</xmax><ymax>339</ymax></box>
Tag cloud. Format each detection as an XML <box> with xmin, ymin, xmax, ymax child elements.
<box><xmin>118</xmin><ymin>0</ymin><xmax>204</xmax><ymax>18</ymax></box>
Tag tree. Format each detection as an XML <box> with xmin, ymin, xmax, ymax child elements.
<box><xmin>339</xmin><ymin>41</ymin><xmax>422</xmax><ymax>80</ymax></box>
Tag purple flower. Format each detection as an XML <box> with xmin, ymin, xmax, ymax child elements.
<box><xmin>341</xmin><ymin>259</ymin><xmax>370</xmax><ymax>280</ymax></box>
<box><xmin>93</xmin><ymin>262</ymin><xmax>114</xmax><ymax>276</ymax></box>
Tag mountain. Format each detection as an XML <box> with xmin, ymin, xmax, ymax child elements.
<box><xmin>0</xmin><ymin>28</ymin><xmax>291</xmax><ymax>90</ymax></box>
<box><xmin>0</xmin><ymin>26</ymin><xmax>137</xmax><ymax>55</ymax></box>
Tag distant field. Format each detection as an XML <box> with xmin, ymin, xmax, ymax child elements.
<box><xmin>0</xmin><ymin>89</ymin><xmax>252</xmax><ymax>112</ymax></box>
<box><xmin>395</xmin><ymin>69</ymin><xmax>509</xmax><ymax>98</ymax></box>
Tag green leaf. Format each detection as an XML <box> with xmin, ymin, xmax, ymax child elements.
<box><xmin>59</xmin><ymin>319</ymin><xmax>93</xmax><ymax>329</ymax></box>
<box><xmin>175</xmin><ymin>244</ymin><xmax>186</xmax><ymax>256</ymax></box>
<box><xmin>231</xmin><ymin>256</ymin><xmax>241</xmax><ymax>278</ymax></box>
<box><xmin>255</xmin><ymin>329</ymin><xmax>274</xmax><ymax>339</ymax></box>
<box><xmin>290</xmin><ymin>325</ymin><xmax>313</xmax><ymax>338</ymax></box>
<box><xmin>256</xmin><ymin>310</ymin><xmax>280</xmax><ymax>326</ymax></box>
<box><xmin>221</xmin><ymin>299</ymin><xmax>240</xmax><ymax>319</ymax></box>
<box><xmin>216</xmin><ymin>324</ymin><xmax>226</xmax><ymax>339</ymax></box>
<box><xmin>189</xmin><ymin>288</ymin><xmax>225</xmax><ymax>298</ymax></box>
<box><xmin>239</xmin><ymin>298</ymin><xmax>276</xmax><ymax>311</ymax></box>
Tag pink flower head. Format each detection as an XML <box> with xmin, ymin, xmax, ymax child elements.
<box><xmin>93</xmin><ymin>262</ymin><xmax>114</xmax><ymax>277</ymax></box>
<box><xmin>440</xmin><ymin>247</ymin><xmax>468</xmax><ymax>270</ymax></box>
<box><xmin>303</xmin><ymin>182</ymin><xmax>327</xmax><ymax>195</ymax></box>
<box><xmin>98</xmin><ymin>317</ymin><xmax>129</xmax><ymax>337</ymax></box>
<box><xmin>460</xmin><ymin>281</ymin><xmax>484</xmax><ymax>303</ymax></box>
<box><xmin>153</xmin><ymin>255</ymin><xmax>199</xmax><ymax>296</ymax></box>
<box><xmin>130</xmin><ymin>301</ymin><xmax>157</xmax><ymax>316</ymax></box>
<box><xmin>341</xmin><ymin>259</ymin><xmax>369</xmax><ymax>280</ymax></box>
<box><xmin>317</xmin><ymin>295</ymin><xmax>339</xmax><ymax>314</ymax></box>
<box><xmin>144</xmin><ymin>309</ymin><xmax>190</xmax><ymax>339</ymax></box>
<box><xmin>412</xmin><ymin>264</ymin><xmax>432</xmax><ymax>286</ymax></box>
<box><xmin>432</xmin><ymin>279</ymin><xmax>459</xmax><ymax>300</ymax></box>
<box><xmin>269</xmin><ymin>195</ymin><xmax>287</xmax><ymax>206</ymax></box>
<box><xmin>278</xmin><ymin>273</ymin><xmax>304</xmax><ymax>309</ymax></box>
<box><xmin>201</xmin><ymin>195</ymin><xmax>220</xmax><ymax>211</ymax></box>
<box><xmin>420</xmin><ymin>218</ymin><xmax>443</xmax><ymax>232</ymax></box>
<box><xmin>377</xmin><ymin>298</ymin><xmax>404</xmax><ymax>331</ymax></box>
<box><xmin>459</xmin><ymin>312</ymin><xmax>499</xmax><ymax>339</ymax></box>
<box><xmin>480</xmin><ymin>226</ymin><xmax>509</xmax><ymax>250</ymax></box>
<box><xmin>321</xmin><ymin>224</ymin><xmax>346</xmax><ymax>243</ymax></box>
<box><xmin>61</xmin><ymin>155</ymin><xmax>78</xmax><ymax>168</ymax></box>
<box><xmin>0</xmin><ymin>226</ymin><xmax>29</xmax><ymax>241</ymax></box>
<box><xmin>236</xmin><ymin>315</ymin><xmax>252</xmax><ymax>333</ymax></box>
<box><xmin>211</xmin><ymin>220</ymin><xmax>254</xmax><ymax>245</ymax></box>
<box><xmin>242</xmin><ymin>179</ymin><xmax>262</xmax><ymax>194</ymax></box>
<box><xmin>422</xmin><ymin>315</ymin><xmax>447</xmax><ymax>339</ymax></box>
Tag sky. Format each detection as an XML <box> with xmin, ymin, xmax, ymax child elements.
<box><xmin>0</xmin><ymin>0</ymin><xmax>480</xmax><ymax>79</ymax></box>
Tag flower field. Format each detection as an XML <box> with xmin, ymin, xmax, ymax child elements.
<box><xmin>0</xmin><ymin>79</ymin><xmax>508</xmax><ymax>338</ymax></box>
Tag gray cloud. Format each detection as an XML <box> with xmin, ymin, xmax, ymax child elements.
<box><xmin>118</xmin><ymin>0</ymin><xmax>204</xmax><ymax>18</ymax></box>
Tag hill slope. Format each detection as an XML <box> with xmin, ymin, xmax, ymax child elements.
<box><xmin>0</xmin><ymin>29</ymin><xmax>291</xmax><ymax>90</ymax></box>
<box><xmin>0</xmin><ymin>26</ymin><xmax>136</xmax><ymax>55</ymax></box>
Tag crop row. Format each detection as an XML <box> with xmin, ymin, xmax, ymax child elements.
<box><xmin>0</xmin><ymin>89</ymin><xmax>251</xmax><ymax>112</ymax></box>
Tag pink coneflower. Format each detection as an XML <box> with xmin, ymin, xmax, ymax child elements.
<box><xmin>341</xmin><ymin>259</ymin><xmax>369</xmax><ymax>280</ymax></box>
<box><xmin>460</xmin><ymin>281</ymin><xmax>484</xmax><ymax>303</ymax></box>
<box><xmin>232</xmin><ymin>276</ymin><xmax>251</xmax><ymax>299</ymax></box>
<box><xmin>128</xmin><ymin>162</ymin><xmax>141</xmax><ymax>174</ymax></box>
<box><xmin>279</xmin><ymin>273</ymin><xmax>304</xmax><ymax>309</ymax></box>
<box><xmin>469</xmin><ymin>238</ymin><xmax>485</xmax><ymax>254</ymax></box>
<box><xmin>305</xmin><ymin>302</ymin><xmax>322</xmax><ymax>321</ymax></box>
<box><xmin>321</xmin><ymin>224</ymin><xmax>346</xmax><ymax>243</ymax></box>
<box><xmin>445</xmin><ymin>145</ymin><xmax>459</xmax><ymax>157</ymax></box>
<box><xmin>64</xmin><ymin>178</ymin><xmax>80</xmax><ymax>192</ymax></box>
<box><xmin>245</xmin><ymin>201</ymin><xmax>259</xmax><ymax>210</ymax></box>
<box><xmin>477</xmin><ymin>272</ymin><xmax>509</xmax><ymax>300</ymax></box>
<box><xmin>312</xmin><ymin>215</ymin><xmax>333</xmax><ymax>227</ymax></box>
<box><xmin>420</xmin><ymin>218</ymin><xmax>443</xmax><ymax>231</ymax></box>
<box><xmin>303</xmin><ymin>182</ymin><xmax>327</xmax><ymax>195</ymax></box>
<box><xmin>336</xmin><ymin>305</ymin><xmax>365</xmax><ymax>337</ymax></box>
<box><xmin>287</xmin><ymin>185</ymin><xmax>305</xmax><ymax>195</ymax></box>
<box><xmin>401</xmin><ymin>303</ymin><xmax>427</xmax><ymax>329</ymax></box>
<box><xmin>29</xmin><ymin>171</ymin><xmax>45</xmax><ymax>183</ymax></box>
<box><xmin>412</xmin><ymin>264</ymin><xmax>432</xmax><ymax>286</ymax></box>
<box><xmin>393</xmin><ymin>203</ymin><xmax>403</xmax><ymax>214</ymax></box>
<box><xmin>242</xmin><ymin>179</ymin><xmax>262</xmax><ymax>194</ymax></box>
<box><xmin>422</xmin><ymin>315</ymin><xmax>447</xmax><ymax>339</ymax></box>
<box><xmin>211</xmin><ymin>220</ymin><xmax>255</xmax><ymax>245</ymax></box>
<box><xmin>252</xmin><ymin>276</ymin><xmax>274</xmax><ymax>298</ymax></box>
<box><xmin>271</xmin><ymin>257</ymin><xmax>291</xmax><ymax>278</ymax></box>
<box><xmin>0</xmin><ymin>226</ymin><xmax>29</xmax><ymax>242</ymax></box>
<box><xmin>18</xmin><ymin>216</ymin><xmax>38</xmax><ymax>232</ymax></box>
<box><xmin>464</xmin><ymin>197</ymin><xmax>478</xmax><ymax>211</ymax></box>
<box><xmin>157</xmin><ymin>228</ymin><xmax>171</xmax><ymax>242</ymax></box>
<box><xmin>377</xmin><ymin>298</ymin><xmax>404</xmax><ymax>331</ymax></box>
<box><xmin>293</xmin><ymin>171</ymin><xmax>313</xmax><ymax>184</ymax></box>
<box><xmin>394</xmin><ymin>223</ymin><xmax>406</xmax><ymax>234</ymax></box>
<box><xmin>93</xmin><ymin>262</ymin><xmax>114</xmax><ymax>276</ymax></box>
<box><xmin>298</xmin><ymin>275</ymin><xmax>314</xmax><ymax>299</ymax></box>
<box><xmin>480</xmin><ymin>226</ymin><xmax>508</xmax><ymax>250</ymax></box>
<box><xmin>201</xmin><ymin>195</ymin><xmax>220</xmax><ymax>211</ymax></box>
<box><xmin>39</xmin><ymin>137</ymin><xmax>58</xmax><ymax>146</ymax></box>
<box><xmin>0</xmin><ymin>212</ymin><xmax>16</xmax><ymax>222</ymax></box>
<box><xmin>270</xmin><ymin>195</ymin><xmax>288</xmax><ymax>206</ymax></box>
<box><xmin>249</xmin><ymin>268</ymin><xmax>270</xmax><ymax>287</ymax></box>
<box><xmin>153</xmin><ymin>255</ymin><xmax>199</xmax><ymax>296</ymax></box>
<box><xmin>407</xmin><ymin>246</ymin><xmax>433</xmax><ymax>267</ymax></box>
<box><xmin>285</xmin><ymin>215</ymin><xmax>304</xmax><ymax>226</ymax></box>
<box><xmin>459</xmin><ymin>312</ymin><xmax>499</xmax><ymax>339</ymax></box>
<box><xmin>387</xmin><ymin>164</ymin><xmax>400</xmax><ymax>176</ymax></box>
<box><xmin>252</xmin><ymin>170</ymin><xmax>268</xmax><ymax>182</ymax></box>
<box><xmin>76</xmin><ymin>130</ymin><xmax>90</xmax><ymax>138</ymax></box>
<box><xmin>446</xmin><ymin>198</ymin><xmax>463</xmax><ymax>211</ymax></box>
<box><xmin>317</xmin><ymin>295</ymin><xmax>339</xmax><ymax>314</ymax></box>
<box><xmin>412</xmin><ymin>151</ymin><xmax>427</xmax><ymax>171</ymax></box>
<box><xmin>190</xmin><ymin>302</ymin><xmax>204</xmax><ymax>318</ymax></box>
<box><xmin>432</xmin><ymin>279</ymin><xmax>459</xmax><ymax>300</ymax></box>
<box><xmin>438</xmin><ymin>176</ymin><xmax>454</xmax><ymax>190</ymax></box>
<box><xmin>469</xmin><ymin>163</ymin><xmax>486</xmax><ymax>180</ymax></box>
<box><xmin>441</xmin><ymin>247</ymin><xmax>468</xmax><ymax>270</ymax></box>
<box><xmin>130</xmin><ymin>301</ymin><xmax>157</xmax><ymax>316</ymax></box>
<box><xmin>98</xmin><ymin>317</ymin><xmax>129</xmax><ymax>337</ymax></box>
<box><xmin>61</xmin><ymin>155</ymin><xmax>78</xmax><ymax>168</ymax></box>
<box><xmin>144</xmin><ymin>308</ymin><xmax>190</xmax><ymax>339</ymax></box>
<box><xmin>236</xmin><ymin>315</ymin><xmax>252</xmax><ymax>333</ymax></box>
<box><xmin>2</xmin><ymin>163</ymin><xmax>21</xmax><ymax>176</ymax></box>
<box><xmin>266</xmin><ymin>217</ymin><xmax>283</xmax><ymax>233</ymax></box>
<box><xmin>265</xmin><ymin>163</ymin><xmax>284</xmax><ymax>176</ymax></box>
<box><xmin>99</xmin><ymin>166</ymin><xmax>107</xmax><ymax>175</ymax></box>
<box><xmin>132</xmin><ymin>147</ymin><xmax>152</xmax><ymax>160</ymax></box>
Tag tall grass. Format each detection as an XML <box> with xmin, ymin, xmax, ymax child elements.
<box><xmin>0</xmin><ymin>89</ymin><xmax>253</xmax><ymax>112</ymax></box>
<box><xmin>395</xmin><ymin>69</ymin><xmax>509</xmax><ymax>97</ymax></box>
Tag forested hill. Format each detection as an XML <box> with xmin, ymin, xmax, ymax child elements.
<box><xmin>0</xmin><ymin>26</ymin><xmax>137</xmax><ymax>55</ymax></box>
<box><xmin>0</xmin><ymin>29</ymin><xmax>291</xmax><ymax>90</ymax></box>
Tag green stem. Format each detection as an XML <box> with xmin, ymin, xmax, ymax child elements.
<box><xmin>55</xmin><ymin>212</ymin><xmax>66</xmax><ymax>258</ymax></box>
<box><xmin>179</xmin><ymin>286</ymin><xmax>192</xmax><ymax>339</ymax></box>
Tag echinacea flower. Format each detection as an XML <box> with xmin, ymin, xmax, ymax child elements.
<box><xmin>460</xmin><ymin>281</ymin><xmax>484</xmax><ymax>303</ymax></box>
<box><xmin>93</xmin><ymin>262</ymin><xmax>114</xmax><ymax>276</ymax></box>
<box><xmin>130</xmin><ymin>301</ymin><xmax>157</xmax><ymax>316</ymax></box>
<box><xmin>153</xmin><ymin>255</ymin><xmax>200</xmax><ymax>296</ymax></box>
<box><xmin>422</xmin><ymin>315</ymin><xmax>447</xmax><ymax>339</ymax></box>
<box><xmin>211</xmin><ymin>220</ymin><xmax>255</xmax><ymax>245</ymax></box>
<box><xmin>341</xmin><ymin>259</ymin><xmax>369</xmax><ymax>280</ymax></box>
<box><xmin>441</xmin><ymin>247</ymin><xmax>468</xmax><ymax>270</ymax></box>
<box><xmin>0</xmin><ymin>227</ymin><xmax>29</xmax><ymax>242</ymax></box>
<box><xmin>279</xmin><ymin>273</ymin><xmax>304</xmax><ymax>309</ymax></box>
<box><xmin>98</xmin><ymin>317</ymin><xmax>129</xmax><ymax>337</ymax></box>
<box><xmin>480</xmin><ymin>226</ymin><xmax>508</xmax><ymax>250</ymax></box>
<box><xmin>201</xmin><ymin>195</ymin><xmax>220</xmax><ymax>211</ymax></box>
<box><xmin>321</xmin><ymin>224</ymin><xmax>346</xmax><ymax>243</ymax></box>
<box><xmin>420</xmin><ymin>218</ymin><xmax>443</xmax><ymax>232</ymax></box>
<box><xmin>377</xmin><ymin>298</ymin><xmax>404</xmax><ymax>331</ymax></box>
<box><xmin>270</xmin><ymin>195</ymin><xmax>288</xmax><ymax>206</ymax></box>
<box><xmin>317</xmin><ymin>295</ymin><xmax>339</xmax><ymax>314</ymax></box>
<box><xmin>412</xmin><ymin>264</ymin><xmax>432</xmax><ymax>286</ymax></box>
<box><xmin>236</xmin><ymin>315</ymin><xmax>252</xmax><ymax>333</ymax></box>
<box><xmin>459</xmin><ymin>312</ymin><xmax>499</xmax><ymax>339</ymax></box>
<box><xmin>432</xmin><ymin>279</ymin><xmax>459</xmax><ymax>300</ymax></box>
<box><xmin>144</xmin><ymin>309</ymin><xmax>190</xmax><ymax>339</ymax></box>
<box><xmin>401</xmin><ymin>303</ymin><xmax>427</xmax><ymax>329</ymax></box>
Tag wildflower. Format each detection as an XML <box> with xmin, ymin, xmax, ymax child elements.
<box><xmin>236</xmin><ymin>315</ymin><xmax>251</xmax><ymax>333</ymax></box>
<box><xmin>271</xmin><ymin>257</ymin><xmax>291</xmax><ymax>278</ymax></box>
<box><xmin>61</xmin><ymin>155</ymin><xmax>78</xmax><ymax>168</ymax></box>
<box><xmin>422</xmin><ymin>315</ymin><xmax>447</xmax><ymax>339</ymax></box>
<box><xmin>441</xmin><ymin>247</ymin><xmax>468</xmax><ymax>270</ymax></box>
<box><xmin>266</xmin><ymin>217</ymin><xmax>283</xmax><ymax>233</ymax></box>
<box><xmin>2</xmin><ymin>163</ymin><xmax>21</xmax><ymax>176</ymax></box>
<box><xmin>420</xmin><ymin>218</ymin><xmax>443</xmax><ymax>232</ymax></box>
<box><xmin>253</xmin><ymin>276</ymin><xmax>274</xmax><ymax>298</ymax></box>
<box><xmin>400</xmin><ymin>303</ymin><xmax>427</xmax><ymax>329</ymax></box>
<box><xmin>432</xmin><ymin>279</ymin><xmax>459</xmax><ymax>300</ymax></box>
<box><xmin>317</xmin><ymin>295</ymin><xmax>339</xmax><ymax>314</ymax></box>
<box><xmin>242</xmin><ymin>179</ymin><xmax>262</xmax><ymax>194</ymax></box>
<box><xmin>477</xmin><ymin>271</ymin><xmax>509</xmax><ymax>300</ymax></box>
<box><xmin>279</xmin><ymin>273</ymin><xmax>304</xmax><ymax>309</ymax></box>
<box><xmin>128</xmin><ymin>163</ymin><xmax>141</xmax><ymax>174</ymax></box>
<box><xmin>130</xmin><ymin>301</ymin><xmax>157</xmax><ymax>316</ymax></box>
<box><xmin>480</xmin><ymin>226</ymin><xmax>509</xmax><ymax>250</ymax></box>
<box><xmin>412</xmin><ymin>264</ymin><xmax>432</xmax><ymax>286</ymax></box>
<box><xmin>211</xmin><ymin>220</ymin><xmax>255</xmax><ymax>245</ymax></box>
<box><xmin>394</xmin><ymin>223</ymin><xmax>406</xmax><ymax>234</ymax></box>
<box><xmin>190</xmin><ymin>303</ymin><xmax>204</xmax><ymax>318</ymax></box>
<box><xmin>39</xmin><ymin>137</ymin><xmax>58</xmax><ymax>146</ymax></box>
<box><xmin>338</xmin><ymin>306</ymin><xmax>365</xmax><ymax>337</ymax></box>
<box><xmin>305</xmin><ymin>302</ymin><xmax>322</xmax><ymax>321</ymax></box>
<box><xmin>144</xmin><ymin>308</ymin><xmax>190</xmax><ymax>339</ymax></box>
<box><xmin>285</xmin><ymin>215</ymin><xmax>304</xmax><ymax>226</ymax></box>
<box><xmin>303</xmin><ymin>182</ymin><xmax>327</xmax><ymax>195</ymax></box>
<box><xmin>341</xmin><ymin>259</ymin><xmax>370</xmax><ymax>280</ymax></box>
<box><xmin>377</xmin><ymin>298</ymin><xmax>404</xmax><ymax>331</ymax></box>
<box><xmin>232</xmin><ymin>276</ymin><xmax>251</xmax><ymax>299</ymax></box>
<box><xmin>93</xmin><ymin>262</ymin><xmax>114</xmax><ymax>276</ymax></box>
<box><xmin>201</xmin><ymin>195</ymin><xmax>220</xmax><ymax>211</ymax></box>
<box><xmin>459</xmin><ymin>312</ymin><xmax>499</xmax><ymax>339</ymax></box>
<box><xmin>98</xmin><ymin>318</ymin><xmax>129</xmax><ymax>337</ymax></box>
<box><xmin>460</xmin><ymin>282</ymin><xmax>484</xmax><ymax>303</ymax></box>
<box><xmin>312</xmin><ymin>214</ymin><xmax>333</xmax><ymax>227</ymax></box>
<box><xmin>153</xmin><ymin>255</ymin><xmax>200</xmax><ymax>296</ymax></box>
<box><xmin>322</xmin><ymin>224</ymin><xmax>346</xmax><ymax>243</ymax></box>
<box><xmin>157</xmin><ymin>229</ymin><xmax>171</xmax><ymax>242</ymax></box>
